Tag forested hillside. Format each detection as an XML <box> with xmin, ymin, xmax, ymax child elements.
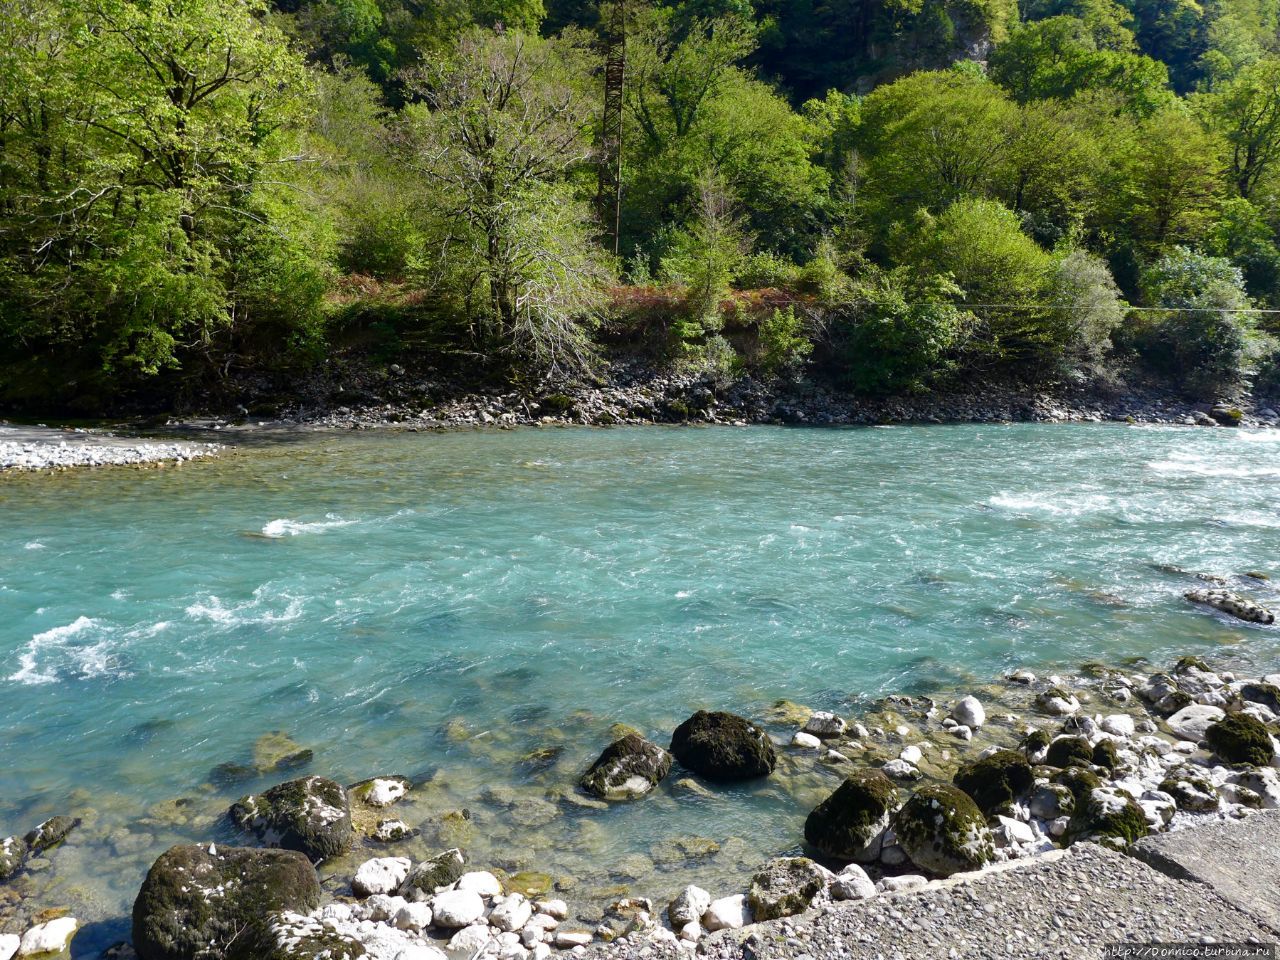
<box><xmin>2</xmin><ymin>0</ymin><xmax>1279</xmax><ymax>410</ymax></box>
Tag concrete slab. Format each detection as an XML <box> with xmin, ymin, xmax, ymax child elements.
<box><xmin>1132</xmin><ymin>810</ymin><xmax>1280</xmax><ymax>932</ymax></box>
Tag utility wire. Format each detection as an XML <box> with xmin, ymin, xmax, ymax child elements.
<box><xmin>934</xmin><ymin>303</ymin><xmax>1280</xmax><ymax>314</ymax></box>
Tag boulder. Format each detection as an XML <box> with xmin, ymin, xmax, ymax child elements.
<box><xmin>398</xmin><ymin>849</ymin><xmax>466</xmax><ymax>901</ymax></box>
<box><xmin>23</xmin><ymin>816</ymin><xmax>79</xmax><ymax>855</ymax></box>
<box><xmin>432</xmin><ymin>890</ymin><xmax>486</xmax><ymax>928</ymax></box>
<box><xmin>1166</xmin><ymin>704</ymin><xmax>1226</xmax><ymax>743</ymax></box>
<box><xmin>1066</xmin><ymin>787</ymin><xmax>1149</xmax><ymax>848</ymax></box>
<box><xmin>669</xmin><ymin>711</ymin><xmax>776</xmax><ymax>781</ymax></box>
<box><xmin>803</xmin><ymin>769</ymin><xmax>898</xmax><ymax>862</ymax></box>
<box><xmin>830</xmin><ymin>864</ymin><xmax>876</xmax><ymax>900</ymax></box>
<box><xmin>1184</xmin><ymin>589</ymin><xmax>1274</xmax><ymax>625</ymax></box>
<box><xmin>746</xmin><ymin>856</ymin><xmax>829</xmax><ymax>921</ymax></box>
<box><xmin>18</xmin><ymin>918</ymin><xmax>78</xmax><ymax>957</ymax></box>
<box><xmin>0</xmin><ymin>837</ymin><xmax>27</xmax><ymax>882</ymax></box>
<box><xmin>1045</xmin><ymin>737</ymin><xmax>1094</xmax><ymax>769</ymax></box>
<box><xmin>1053</xmin><ymin>766</ymin><xmax>1102</xmax><ymax>801</ymax></box>
<box><xmin>668</xmin><ymin>885</ymin><xmax>711</xmax><ymax>927</ymax></box>
<box><xmin>892</xmin><ymin>784</ymin><xmax>994</xmax><ymax>877</ymax></box>
<box><xmin>702</xmin><ymin>894</ymin><xmax>751</xmax><ymax>932</ymax></box>
<box><xmin>791</xmin><ymin>732</ymin><xmax>822</xmax><ymax>750</ymax></box>
<box><xmin>1205</xmin><ymin>712</ymin><xmax>1276</xmax><ymax>765</ymax></box>
<box><xmin>352</xmin><ymin>857</ymin><xmax>411</xmax><ymax>897</ymax></box>
<box><xmin>1158</xmin><ymin>770</ymin><xmax>1220</xmax><ymax>812</ymax></box>
<box><xmin>229</xmin><ymin>776</ymin><xmax>353</xmax><ymax>862</ymax></box>
<box><xmin>349</xmin><ymin>776</ymin><xmax>410</xmax><ymax>808</ymax></box>
<box><xmin>802</xmin><ymin>711</ymin><xmax>847</xmax><ymax>738</ymax></box>
<box><xmin>579</xmin><ymin>734</ymin><xmax>672</xmax><ymax>800</ymax></box>
<box><xmin>951</xmin><ymin>750</ymin><xmax>1034</xmax><ymax>816</ymax></box>
<box><xmin>133</xmin><ymin>844</ymin><xmax>321</xmax><ymax>960</ymax></box>
<box><xmin>950</xmin><ymin>696</ymin><xmax>985</xmax><ymax>729</ymax></box>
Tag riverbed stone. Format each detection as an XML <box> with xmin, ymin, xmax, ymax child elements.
<box><xmin>1034</xmin><ymin>688</ymin><xmax>1080</xmax><ymax>716</ymax></box>
<box><xmin>579</xmin><ymin>734</ymin><xmax>672</xmax><ymax>800</ymax></box>
<box><xmin>1205</xmin><ymin>713</ymin><xmax>1276</xmax><ymax>765</ymax></box>
<box><xmin>669</xmin><ymin>710</ymin><xmax>776</xmax><ymax>781</ymax></box>
<box><xmin>22</xmin><ymin>816</ymin><xmax>79</xmax><ymax>856</ymax></box>
<box><xmin>950</xmin><ymin>696</ymin><xmax>986</xmax><ymax>729</ymax></box>
<box><xmin>1045</xmin><ymin>737</ymin><xmax>1094</xmax><ymax>769</ymax></box>
<box><xmin>132</xmin><ymin>844</ymin><xmax>321</xmax><ymax>960</ymax></box>
<box><xmin>432</xmin><ymin>889</ymin><xmax>486</xmax><ymax>928</ymax></box>
<box><xmin>804</xmin><ymin>768</ymin><xmax>898</xmax><ymax>862</ymax></box>
<box><xmin>1166</xmin><ymin>704</ymin><xmax>1226</xmax><ymax>743</ymax></box>
<box><xmin>349</xmin><ymin>775</ymin><xmax>410</xmax><ymax>808</ymax></box>
<box><xmin>229</xmin><ymin>776</ymin><xmax>353</xmax><ymax>862</ymax></box>
<box><xmin>0</xmin><ymin>837</ymin><xmax>26</xmax><ymax>882</ymax></box>
<box><xmin>831</xmin><ymin>863</ymin><xmax>877</xmax><ymax>900</ymax></box>
<box><xmin>398</xmin><ymin>849</ymin><xmax>466</xmax><ymax>900</ymax></box>
<box><xmin>17</xmin><ymin>917</ymin><xmax>77</xmax><ymax>957</ymax></box>
<box><xmin>1066</xmin><ymin>786</ymin><xmax>1149</xmax><ymax>847</ymax></box>
<box><xmin>703</xmin><ymin>894</ymin><xmax>751</xmax><ymax>932</ymax></box>
<box><xmin>668</xmin><ymin>885</ymin><xmax>711</xmax><ymax>926</ymax></box>
<box><xmin>803</xmin><ymin>711</ymin><xmax>847</xmax><ymax>738</ymax></box>
<box><xmin>952</xmin><ymin>749</ymin><xmax>1034</xmax><ymax>816</ymax></box>
<box><xmin>747</xmin><ymin>856</ymin><xmax>830</xmax><ymax>921</ymax></box>
<box><xmin>892</xmin><ymin>784</ymin><xmax>994</xmax><ymax>877</ymax></box>
<box><xmin>1159</xmin><ymin>769</ymin><xmax>1220</xmax><ymax>812</ymax></box>
<box><xmin>352</xmin><ymin>856</ymin><xmax>411</xmax><ymax>897</ymax></box>
<box><xmin>1185</xmin><ymin>589</ymin><xmax>1275</xmax><ymax>625</ymax></box>
<box><xmin>1029</xmin><ymin>783</ymin><xmax>1075</xmax><ymax>820</ymax></box>
<box><xmin>0</xmin><ymin>934</ymin><xmax>15</xmax><ymax>960</ymax></box>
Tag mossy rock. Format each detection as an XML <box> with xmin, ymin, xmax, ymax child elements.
<box><xmin>768</xmin><ymin>699</ymin><xmax>814</xmax><ymax>726</ymax></box>
<box><xmin>580</xmin><ymin>734</ymin><xmax>673</xmax><ymax>800</ymax></box>
<box><xmin>669</xmin><ymin>710</ymin><xmax>777</xmax><ymax>781</ymax></box>
<box><xmin>504</xmin><ymin>870</ymin><xmax>554</xmax><ymax>898</ymax></box>
<box><xmin>1045</xmin><ymin>737</ymin><xmax>1093</xmax><ymax>769</ymax></box>
<box><xmin>1159</xmin><ymin>770</ymin><xmax>1220</xmax><ymax>812</ymax></box>
<box><xmin>228</xmin><ymin>776</ymin><xmax>353</xmax><ymax>863</ymax></box>
<box><xmin>803</xmin><ymin>768</ymin><xmax>898</xmax><ymax>862</ymax></box>
<box><xmin>399</xmin><ymin>848</ymin><xmax>465</xmax><ymax>900</ymax></box>
<box><xmin>541</xmin><ymin>393</ymin><xmax>576</xmax><ymax>415</ymax></box>
<box><xmin>0</xmin><ymin>836</ymin><xmax>28</xmax><ymax>881</ymax></box>
<box><xmin>1155</xmin><ymin>690</ymin><xmax>1194</xmax><ymax>717</ymax></box>
<box><xmin>1053</xmin><ymin>766</ymin><xmax>1102</xmax><ymax>801</ymax></box>
<box><xmin>1092</xmin><ymin>740</ymin><xmax>1119</xmax><ymax>772</ymax></box>
<box><xmin>747</xmin><ymin>857</ymin><xmax>829</xmax><ymax>921</ymax></box>
<box><xmin>23</xmin><ymin>816</ymin><xmax>79</xmax><ymax>855</ymax></box>
<box><xmin>1240</xmin><ymin>683</ymin><xmax>1280</xmax><ymax>714</ymax></box>
<box><xmin>1205</xmin><ymin>713</ymin><xmax>1275</xmax><ymax>766</ymax></box>
<box><xmin>1020</xmin><ymin>730</ymin><xmax>1051</xmax><ymax>759</ymax></box>
<box><xmin>1066</xmin><ymin>787</ymin><xmax>1148</xmax><ymax>847</ymax></box>
<box><xmin>952</xmin><ymin>750</ymin><xmax>1034</xmax><ymax>816</ymax></box>
<box><xmin>892</xmin><ymin>784</ymin><xmax>994</xmax><ymax>877</ymax></box>
<box><xmin>231</xmin><ymin>914</ymin><xmax>364</xmax><ymax>960</ymax></box>
<box><xmin>132</xmin><ymin>844</ymin><xmax>320</xmax><ymax>960</ymax></box>
<box><xmin>1174</xmin><ymin>656</ymin><xmax>1211</xmax><ymax>675</ymax></box>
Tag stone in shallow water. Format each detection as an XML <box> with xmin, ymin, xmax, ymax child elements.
<box><xmin>803</xmin><ymin>711</ymin><xmax>847</xmax><ymax>738</ymax></box>
<box><xmin>352</xmin><ymin>856</ymin><xmax>411</xmax><ymax>897</ymax></box>
<box><xmin>804</xmin><ymin>768</ymin><xmax>897</xmax><ymax>863</ymax></box>
<box><xmin>1185</xmin><ymin>588</ymin><xmax>1274</xmax><ymax>625</ymax></box>
<box><xmin>950</xmin><ymin>696</ymin><xmax>985</xmax><ymax>729</ymax></box>
<box><xmin>18</xmin><ymin>917</ymin><xmax>77</xmax><ymax>957</ymax></box>
<box><xmin>228</xmin><ymin>776</ymin><xmax>353</xmax><ymax>863</ymax></box>
<box><xmin>579</xmin><ymin>734</ymin><xmax>672</xmax><ymax>800</ymax></box>
<box><xmin>669</xmin><ymin>711</ymin><xmax>776</xmax><ymax>781</ymax></box>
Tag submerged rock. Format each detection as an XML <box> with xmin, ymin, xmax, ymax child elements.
<box><xmin>229</xmin><ymin>776</ymin><xmax>353</xmax><ymax>863</ymax></box>
<box><xmin>23</xmin><ymin>815</ymin><xmax>79</xmax><ymax>855</ymax></box>
<box><xmin>1184</xmin><ymin>589</ymin><xmax>1275</xmax><ymax>625</ymax></box>
<box><xmin>669</xmin><ymin>711</ymin><xmax>777</xmax><ymax>781</ymax></box>
<box><xmin>132</xmin><ymin>844</ymin><xmax>321</xmax><ymax>960</ymax></box>
<box><xmin>892</xmin><ymin>784</ymin><xmax>993</xmax><ymax>877</ymax></box>
<box><xmin>579</xmin><ymin>734</ymin><xmax>673</xmax><ymax>800</ymax></box>
<box><xmin>0</xmin><ymin>836</ymin><xmax>27</xmax><ymax>882</ymax></box>
<box><xmin>747</xmin><ymin>857</ymin><xmax>830</xmax><ymax>921</ymax></box>
<box><xmin>803</xmin><ymin>769</ymin><xmax>898</xmax><ymax>862</ymax></box>
<box><xmin>1205</xmin><ymin>712</ymin><xmax>1276</xmax><ymax>765</ymax></box>
<box><xmin>951</xmin><ymin>750</ymin><xmax>1033</xmax><ymax>816</ymax></box>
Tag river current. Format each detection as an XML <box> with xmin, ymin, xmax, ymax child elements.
<box><xmin>2</xmin><ymin>423</ymin><xmax>1278</xmax><ymax>950</ymax></box>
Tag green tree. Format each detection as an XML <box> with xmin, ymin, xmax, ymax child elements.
<box><xmin>1200</xmin><ymin>57</ymin><xmax>1280</xmax><ymax>200</ymax></box>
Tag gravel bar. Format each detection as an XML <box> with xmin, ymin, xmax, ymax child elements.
<box><xmin>0</xmin><ymin>424</ymin><xmax>221</xmax><ymax>472</ymax></box>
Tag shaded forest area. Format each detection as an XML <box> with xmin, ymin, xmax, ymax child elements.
<box><xmin>2</xmin><ymin>0</ymin><xmax>1279</xmax><ymax>411</ymax></box>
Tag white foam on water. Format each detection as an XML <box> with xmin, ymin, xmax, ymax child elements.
<box><xmin>1146</xmin><ymin>450</ymin><xmax>1280</xmax><ymax>479</ymax></box>
<box><xmin>8</xmin><ymin>616</ymin><xmax>125</xmax><ymax>685</ymax></box>
<box><xmin>261</xmin><ymin>513</ymin><xmax>358</xmax><ymax>538</ymax></box>
<box><xmin>23</xmin><ymin>541</ymin><xmax>45</xmax><ymax>550</ymax></box>
<box><xmin>987</xmin><ymin>492</ymin><xmax>1112</xmax><ymax>516</ymax></box>
<box><xmin>185</xmin><ymin>592</ymin><xmax>304</xmax><ymax>626</ymax></box>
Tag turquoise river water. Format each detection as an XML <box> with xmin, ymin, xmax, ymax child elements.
<box><xmin>2</xmin><ymin>423</ymin><xmax>1279</xmax><ymax>951</ymax></box>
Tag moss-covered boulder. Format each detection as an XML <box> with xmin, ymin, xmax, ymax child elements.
<box><xmin>229</xmin><ymin>776</ymin><xmax>353</xmax><ymax>863</ymax></box>
<box><xmin>1028</xmin><ymin>782</ymin><xmax>1075</xmax><ymax>820</ymax></box>
<box><xmin>132</xmin><ymin>844</ymin><xmax>321</xmax><ymax>960</ymax></box>
<box><xmin>1053</xmin><ymin>766</ymin><xmax>1102</xmax><ymax>801</ymax></box>
<box><xmin>1092</xmin><ymin>740</ymin><xmax>1120</xmax><ymax>772</ymax></box>
<box><xmin>1241</xmin><ymin>682</ymin><xmax>1280</xmax><ymax>714</ymax></box>
<box><xmin>670</xmin><ymin>710</ymin><xmax>776</xmax><ymax>781</ymax></box>
<box><xmin>892</xmin><ymin>784</ymin><xmax>994</xmax><ymax>877</ymax></box>
<box><xmin>1066</xmin><ymin>787</ymin><xmax>1149</xmax><ymax>848</ymax></box>
<box><xmin>1205</xmin><ymin>713</ymin><xmax>1276</xmax><ymax>766</ymax></box>
<box><xmin>1159</xmin><ymin>769</ymin><xmax>1220</xmax><ymax>812</ymax></box>
<box><xmin>397</xmin><ymin>848</ymin><xmax>465</xmax><ymax>901</ymax></box>
<box><xmin>1045</xmin><ymin>737</ymin><xmax>1094</xmax><ymax>769</ymax></box>
<box><xmin>747</xmin><ymin>857</ymin><xmax>829</xmax><ymax>921</ymax></box>
<box><xmin>23</xmin><ymin>815</ymin><xmax>80</xmax><ymax>855</ymax></box>
<box><xmin>580</xmin><ymin>734</ymin><xmax>673</xmax><ymax>800</ymax></box>
<box><xmin>1020</xmin><ymin>730</ymin><xmax>1051</xmax><ymax>762</ymax></box>
<box><xmin>228</xmin><ymin>915</ymin><xmax>365</xmax><ymax>960</ymax></box>
<box><xmin>803</xmin><ymin>769</ymin><xmax>898</xmax><ymax>862</ymax></box>
<box><xmin>952</xmin><ymin>750</ymin><xmax>1034</xmax><ymax>816</ymax></box>
<box><xmin>0</xmin><ymin>835</ymin><xmax>27</xmax><ymax>881</ymax></box>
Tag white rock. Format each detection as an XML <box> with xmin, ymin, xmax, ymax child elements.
<box><xmin>394</xmin><ymin>901</ymin><xmax>434</xmax><ymax>932</ymax></box>
<box><xmin>1166</xmin><ymin>704</ymin><xmax>1226</xmax><ymax>742</ymax></box>
<box><xmin>852</xmin><ymin>723</ymin><xmax>871</xmax><ymax>739</ymax></box>
<box><xmin>996</xmin><ymin>815</ymin><xmax>1035</xmax><ymax>845</ymax></box>
<box><xmin>531</xmin><ymin>944</ymin><xmax>552</xmax><ymax>960</ymax></box>
<box><xmin>1008</xmin><ymin>669</ymin><xmax>1036</xmax><ymax>684</ymax></box>
<box><xmin>0</xmin><ymin>935</ymin><xmax>16</xmax><ymax>960</ymax></box>
<box><xmin>319</xmin><ymin>902</ymin><xmax>355</xmax><ymax>923</ymax></box>
<box><xmin>702</xmin><ymin>894</ymin><xmax>751</xmax><ymax>932</ymax></box>
<box><xmin>18</xmin><ymin>918</ymin><xmax>78</xmax><ymax>957</ymax></box>
<box><xmin>899</xmin><ymin>744</ymin><xmax>923</xmax><ymax>765</ymax></box>
<box><xmin>433</xmin><ymin>890</ymin><xmax>487</xmax><ymax>927</ymax></box>
<box><xmin>1101</xmin><ymin>714</ymin><xmax>1135</xmax><ymax>738</ymax></box>
<box><xmin>881</xmin><ymin>758</ymin><xmax>920</xmax><ymax>780</ymax></box>
<box><xmin>497</xmin><ymin>941</ymin><xmax>529</xmax><ymax>960</ymax></box>
<box><xmin>397</xmin><ymin>945</ymin><xmax>449</xmax><ymax>960</ymax></box>
<box><xmin>830</xmin><ymin>864</ymin><xmax>876</xmax><ymax>900</ymax></box>
<box><xmin>951</xmin><ymin>696</ymin><xmax>986</xmax><ymax>729</ymax></box>
<box><xmin>1049</xmin><ymin>817</ymin><xmax>1070</xmax><ymax>838</ymax></box>
<box><xmin>354</xmin><ymin>857</ymin><xmax>412</xmax><ymax>897</ymax></box>
<box><xmin>803</xmin><ymin>711</ymin><xmax>847</xmax><ymax>738</ymax></box>
<box><xmin>553</xmin><ymin>932</ymin><xmax>593</xmax><ymax>948</ymax></box>
<box><xmin>363</xmin><ymin>893</ymin><xmax>410</xmax><ymax>921</ymax></box>
<box><xmin>668</xmin><ymin>885</ymin><xmax>712</xmax><ymax>926</ymax></box>
<box><xmin>447</xmin><ymin>923</ymin><xmax>493</xmax><ymax>959</ymax></box>
<box><xmin>950</xmin><ymin>724</ymin><xmax>973</xmax><ymax>741</ymax></box>
<box><xmin>790</xmin><ymin>731</ymin><xmax>822</xmax><ymax>750</ymax></box>
<box><xmin>877</xmin><ymin>875</ymin><xmax>927</xmax><ymax>893</ymax></box>
<box><xmin>678</xmin><ymin>920</ymin><xmax>702</xmax><ymax>942</ymax></box>
<box><xmin>490</xmin><ymin>895</ymin><xmax>534</xmax><ymax>933</ymax></box>
<box><xmin>536</xmin><ymin>900</ymin><xmax>568</xmax><ymax>920</ymax></box>
<box><xmin>363</xmin><ymin>777</ymin><xmax>409</xmax><ymax>807</ymax></box>
<box><xmin>457</xmin><ymin>871</ymin><xmax>504</xmax><ymax>898</ymax></box>
<box><xmin>374</xmin><ymin>818</ymin><xmax>413</xmax><ymax>842</ymax></box>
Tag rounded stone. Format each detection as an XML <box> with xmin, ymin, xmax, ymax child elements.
<box><xmin>669</xmin><ymin>711</ymin><xmax>777</xmax><ymax>781</ymax></box>
<box><xmin>804</xmin><ymin>768</ymin><xmax>898</xmax><ymax>862</ymax></box>
<box><xmin>892</xmin><ymin>784</ymin><xmax>994</xmax><ymax>877</ymax></box>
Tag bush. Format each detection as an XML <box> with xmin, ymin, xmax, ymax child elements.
<box><xmin>1135</xmin><ymin>247</ymin><xmax>1253</xmax><ymax>397</ymax></box>
<box><xmin>753</xmin><ymin>307</ymin><xmax>813</xmax><ymax>377</ymax></box>
<box><xmin>821</xmin><ymin>269</ymin><xmax>973</xmax><ymax>394</ymax></box>
<box><xmin>1049</xmin><ymin>249</ymin><xmax>1127</xmax><ymax>369</ymax></box>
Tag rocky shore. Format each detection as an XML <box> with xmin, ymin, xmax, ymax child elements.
<box><xmin>3</xmin><ymin>571</ymin><xmax>1277</xmax><ymax>960</ymax></box>
<box><xmin>0</xmin><ymin>424</ymin><xmax>220</xmax><ymax>472</ymax></box>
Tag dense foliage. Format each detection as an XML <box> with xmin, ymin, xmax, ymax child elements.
<box><xmin>2</xmin><ymin>0</ymin><xmax>1280</xmax><ymax>408</ymax></box>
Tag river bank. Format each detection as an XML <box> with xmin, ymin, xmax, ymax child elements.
<box><xmin>0</xmin><ymin>424</ymin><xmax>221</xmax><ymax>473</ymax></box>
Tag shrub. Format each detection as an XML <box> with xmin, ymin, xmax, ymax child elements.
<box><xmin>753</xmin><ymin>307</ymin><xmax>813</xmax><ymax>377</ymax></box>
